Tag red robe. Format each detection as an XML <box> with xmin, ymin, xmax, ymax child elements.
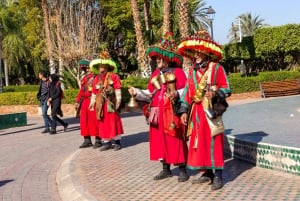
<box><xmin>181</xmin><ymin>61</ymin><xmax>231</xmax><ymax>170</ymax></box>
<box><xmin>148</xmin><ymin>67</ymin><xmax>188</xmax><ymax>165</ymax></box>
<box><xmin>76</xmin><ymin>72</ymin><xmax>98</xmax><ymax>137</ymax></box>
<box><xmin>92</xmin><ymin>72</ymin><xmax>124</xmax><ymax>140</ymax></box>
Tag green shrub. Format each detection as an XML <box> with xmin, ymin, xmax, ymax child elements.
<box><xmin>3</xmin><ymin>85</ymin><xmax>39</xmax><ymax>92</ymax></box>
<box><xmin>228</xmin><ymin>71</ymin><xmax>300</xmax><ymax>93</ymax></box>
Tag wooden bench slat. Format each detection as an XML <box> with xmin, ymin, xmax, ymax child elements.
<box><xmin>260</xmin><ymin>79</ymin><xmax>300</xmax><ymax>98</ymax></box>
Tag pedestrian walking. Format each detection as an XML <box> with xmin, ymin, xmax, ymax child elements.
<box><xmin>177</xmin><ymin>30</ymin><xmax>231</xmax><ymax>190</ymax></box>
<box><xmin>47</xmin><ymin>74</ymin><xmax>68</xmax><ymax>134</ymax></box>
<box><xmin>37</xmin><ymin>70</ymin><xmax>52</xmax><ymax>133</ymax></box>
<box><xmin>75</xmin><ymin>59</ymin><xmax>100</xmax><ymax>148</ymax></box>
<box><xmin>89</xmin><ymin>50</ymin><xmax>124</xmax><ymax>151</ymax></box>
<box><xmin>128</xmin><ymin>32</ymin><xmax>189</xmax><ymax>182</ymax></box>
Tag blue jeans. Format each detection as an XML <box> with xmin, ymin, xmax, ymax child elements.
<box><xmin>41</xmin><ymin>100</ymin><xmax>51</xmax><ymax>130</ymax></box>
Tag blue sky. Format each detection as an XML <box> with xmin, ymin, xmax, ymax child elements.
<box><xmin>204</xmin><ymin>0</ymin><xmax>300</xmax><ymax>44</ymax></box>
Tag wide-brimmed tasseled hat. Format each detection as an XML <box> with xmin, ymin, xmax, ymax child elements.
<box><xmin>89</xmin><ymin>50</ymin><xmax>118</xmax><ymax>74</ymax></box>
<box><xmin>146</xmin><ymin>32</ymin><xmax>183</xmax><ymax>66</ymax></box>
<box><xmin>177</xmin><ymin>30</ymin><xmax>223</xmax><ymax>62</ymax></box>
<box><xmin>78</xmin><ymin>59</ymin><xmax>90</xmax><ymax>70</ymax></box>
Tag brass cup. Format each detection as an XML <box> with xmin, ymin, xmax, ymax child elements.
<box><xmin>127</xmin><ymin>96</ymin><xmax>138</xmax><ymax>108</ymax></box>
<box><xmin>159</xmin><ymin>74</ymin><xmax>166</xmax><ymax>84</ymax></box>
<box><xmin>168</xmin><ymin>83</ymin><xmax>176</xmax><ymax>93</ymax></box>
<box><xmin>151</xmin><ymin>76</ymin><xmax>161</xmax><ymax>90</ymax></box>
<box><xmin>169</xmin><ymin>122</ymin><xmax>176</xmax><ymax>130</ymax></box>
<box><xmin>166</xmin><ymin>73</ymin><xmax>176</xmax><ymax>83</ymax></box>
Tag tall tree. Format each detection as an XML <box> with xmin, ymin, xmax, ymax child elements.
<box><xmin>0</xmin><ymin>2</ymin><xmax>29</xmax><ymax>84</ymax></box>
<box><xmin>227</xmin><ymin>12</ymin><xmax>269</xmax><ymax>43</ymax></box>
<box><xmin>131</xmin><ymin>0</ymin><xmax>148</xmax><ymax>75</ymax></box>
<box><xmin>41</xmin><ymin>0</ymin><xmax>56</xmax><ymax>73</ymax></box>
<box><xmin>177</xmin><ymin>0</ymin><xmax>189</xmax><ymax>39</ymax></box>
<box><xmin>192</xmin><ymin>0</ymin><xmax>209</xmax><ymax>31</ymax></box>
<box><xmin>162</xmin><ymin>0</ymin><xmax>171</xmax><ymax>34</ymax></box>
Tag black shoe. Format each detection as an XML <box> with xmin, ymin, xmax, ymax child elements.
<box><xmin>211</xmin><ymin>176</ymin><xmax>223</xmax><ymax>190</ymax></box>
<box><xmin>99</xmin><ymin>142</ymin><xmax>112</xmax><ymax>151</ymax></box>
<box><xmin>153</xmin><ymin>170</ymin><xmax>173</xmax><ymax>180</ymax></box>
<box><xmin>50</xmin><ymin>130</ymin><xmax>57</xmax><ymax>135</ymax></box>
<box><xmin>41</xmin><ymin>129</ymin><xmax>50</xmax><ymax>133</ymax></box>
<box><xmin>191</xmin><ymin>170</ymin><xmax>214</xmax><ymax>185</ymax></box>
<box><xmin>63</xmin><ymin>123</ymin><xmax>68</xmax><ymax>132</ymax></box>
<box><xmin>79</xmin><ymin>141</ymin><xmax>93</xmax><ymax>148</ymax></box>
<box><xmin>93</xmin><ymin>141</ymin><xmax>102</xmax><ymax>149</ymax></box>
<box><xmin>114</xmin><ymin>143</ymin><xmax>121</xmax><ymax>151</ymax></box>
<box><xmin>178</xmin><ymin>171</ymin><xmax>189</xmax><ymax>182</ymax></box>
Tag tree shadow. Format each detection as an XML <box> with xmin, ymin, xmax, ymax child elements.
<box><xmin>120</xmin><ymin>112</ymin><xmax>143</xmax><ymax>118</ymax></box>
<box><xmin>0</xmin><ymin>179</ymin><xmax>14</xmax><ymax>187</ymax></box>
<box><xmin>120</xmin><ymin>131</ymin><xmax>149</xmax><ymax>149</ymax></box>
<box><xmin>0</xmin><ymin>117</ymin><xmax>80</xmax><ymax>136</ymax></box>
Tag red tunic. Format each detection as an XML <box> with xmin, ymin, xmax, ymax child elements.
<box><xmin>75</xmin><ymin>72</ymin><xmax>98</xmax><ymax>137</ymax></box>
<box><xmin>92</xmin><ymin>72</ymin><xmax>124</xmax><ymax>140</ymax></box>
<box><xmin>148</xmin><ymin>67</ymin><xmax>188</xmax><ymax>165</ymax></box>
<box><xmin>181</xmin><ymin>61</ymin><xmax>231</xmax><ymax>170</ymax></box>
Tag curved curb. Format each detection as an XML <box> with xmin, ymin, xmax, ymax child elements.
<box><xmin>56</xmin><ymin>150</ymin><xmax>98</xmax><ymax>201</ymax></box>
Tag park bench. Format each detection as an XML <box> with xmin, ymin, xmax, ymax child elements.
<box><xmin>260</xmin><ymin>79</ymin><xmax>300</xmax><ymax>98</ymax></box>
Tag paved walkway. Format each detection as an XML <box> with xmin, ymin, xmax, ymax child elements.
<box><xmin>0</xmin><ymin>117</ymin><xmax>81</xmax><ymax>201</ymax></box>
<box><xmin>0</xmin><ymin>96</ymin><xmax>300</xmax><ymax>201</ymax></box>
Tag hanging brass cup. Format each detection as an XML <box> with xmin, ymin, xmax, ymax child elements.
<box><xmin>166</xmin><ymin>73</ymin><xmax>176</xmax><ymax>93</ymax></box>
<box><xmin>128</xmin><ymin>96</ymin><xmax>138</xmax><ymax>108</ymax></box>
<box><xmin>151</xmin><ymin>75</ymin><xmax>161</xmax><ymax>90</ymax></box>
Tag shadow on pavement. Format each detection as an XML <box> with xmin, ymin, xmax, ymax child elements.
<box><xmin>0</xmin><ymin>179</ymin><xmax>14</xmax><ymax>187</ymax></box>
<box><xmin>224</xmin><ymin>158</ymin><xmax>255</xmax><ymax>185</ymax></box>
<box><xmin>121</xmin><ymin>131</ymin><xmax>148</xmax><ymax>148</ymax></box>
<box><xmin>223</xmin><ymin>130</ymin><xmax>269</xmax><ymax>185</ymax></box>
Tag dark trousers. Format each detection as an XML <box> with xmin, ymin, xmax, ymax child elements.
<box><xmin>51</xmin><ymin>115</ymin><xmax>66</xmax><ymax>130</ymax></box>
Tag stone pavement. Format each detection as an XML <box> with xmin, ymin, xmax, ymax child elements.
<box><xmin>58</xmin><ymin>97</ymin><xmax>300</xmax><ymax>201</ymax></box>
<box><xmin>1</xmin><ymin>95</ymin><xmax>300</xmax><ymax>201</ymax></box>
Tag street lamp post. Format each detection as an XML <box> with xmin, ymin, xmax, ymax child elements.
<box><xmin>0</xmin><ymin>24</ymin><xmax>3</xmax><ymax>93</ymax></box>
<box><xmin>206</xmin><ymin>6</ymin><xmax>216</xmax><ymax>40</ymax></box>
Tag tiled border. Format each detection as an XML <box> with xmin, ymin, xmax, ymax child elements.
<box><xmin>224</xmin><ymin>135</ymin><xmax>300</xmax><ymax>175</ymax></box>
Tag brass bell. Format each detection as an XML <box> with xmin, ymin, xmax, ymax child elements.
<box><xmin>128</xmin><ymin>96</ymin><xmax>138</xmax><ymax>108</ymax></box>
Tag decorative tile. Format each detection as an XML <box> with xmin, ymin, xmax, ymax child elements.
<box><xmin>224</xmin><ymin>135</ymin><xmax>300</xmax><ymax>175</ymax></box>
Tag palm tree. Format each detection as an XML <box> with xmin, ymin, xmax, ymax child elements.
<box><xmin>192</xmin><ymin>0</ymin><xmax>209</xmax><ymax>31</ymax></box>
<box><xmin>131</xmin><ymin>0</ymin><xmax>148</xmax><ymax>76</ymax></box>
<box><xmin>228</xmin><ymin>12</ymin><xmax>269</xmax><ymax>43</ymax></box>
<box><xmin>162</xmin><ymin>0</ymin><xmax>171</xmax><ymax>34</ymax></box>
<box><xmin>177</xmin><ymin>0</ymin><xmax>189</xmax><ymax>39</ymax></box>
<box><xmin>0</xmin><ymin>2</ymin><xmax>29</xmax><ymax>85</ymax></box>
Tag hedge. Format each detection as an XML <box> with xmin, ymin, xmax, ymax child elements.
<box><xmin>1</xmin><ymin>71</ymin><xmax>300</xmax><ymax>105</ymax></box>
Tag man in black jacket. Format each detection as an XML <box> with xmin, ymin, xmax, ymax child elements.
<box><xmin>37</xmin><ymin>70</ymin><xmax>52</xmax><ymax>133</ymax></box>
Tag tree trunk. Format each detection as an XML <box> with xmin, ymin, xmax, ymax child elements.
<box><xmin>177</xmin><ymin>0</ymin><xmax>189</xmax><ymax>39</ymax></box>
<box><xmin>131</xmin><ymin>0</ymin><xmax>149</xmax><ymax>76</ymax></box>
<box><xmin>144</xmin><ymin>0</ymin><xmax>151</xmax><ymax>31</ymax></box>
<box><xmin>4</xmin><ymin>59</ymin><xmax>8</xmax><ymax>86</ymax></box>
<box><xmin>56</xmin><ymin>0</ymin><xmax>63</xmax><ymax>76</ymax></box>
<box><xmin>162</xmin><ymin>0</ymin><xmax>171</xmax><ymax>34</ymax></box>
<box><xmin>41</xmin><ymin>0</ymin><xmax>56</xmax><ymax>74</ymax></box>
<box><xmin>177</xmin><ymin>0</ymin><xmax>191</xmax><ymax>71</ymax></box>
<box><xmin>79</xmin><ymin>0</ymin><xmax>86</xmax><ymax>54</ymax></box>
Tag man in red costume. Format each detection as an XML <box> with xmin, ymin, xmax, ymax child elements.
<box><xmin>75</xmin><ymin>59</ymin><xmax>100</xmax><ymax>148</ymax></box>
<box><xmin>128</xmin><ymin>32</ymin><xmax>189</xmax><ymax>182</ymax></box>
<box><xmin>177</xmin><ymin>30</ymin><xmax>231</xmax><ymax>190</ymax></box>
<box><xmin>89</xmin><ymin>51</ymin><xmax>124</xmax><ymax>151</ymax></box>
